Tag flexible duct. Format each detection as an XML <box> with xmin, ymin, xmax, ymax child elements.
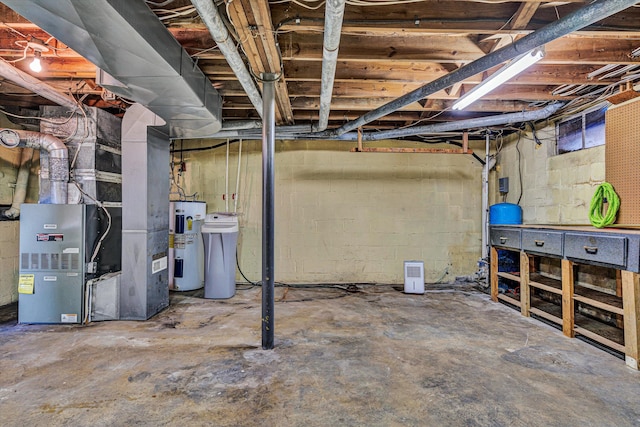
<box><xmin>2</xmin><ymin>148</ymin><xmax>33</xmax><ymax>219</ymax></box>
<box><xmin>0</xmin><ymin>129</ymin><xmax>68</xmax><ymax>204</ymax></box>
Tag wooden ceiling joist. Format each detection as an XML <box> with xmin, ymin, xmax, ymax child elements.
<box><xmin>226</xmin><ymin>0</ymin><xmax>294</xmax><ymax>124</ymax></box>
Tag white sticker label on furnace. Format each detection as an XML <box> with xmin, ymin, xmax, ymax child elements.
<box><xmin>61</xmin><ymin>314</ymin><xmax>77</xmax><ymax>323</ymax></box>
<box><xmin>43</xmin><ymin>224</ymin><xmax>57</xmax><ymax>229</ymax></box>
<box><xmin>152</xmin><ymin>256</ymin><xmax>168</xmax><ymax>274</ymax></box>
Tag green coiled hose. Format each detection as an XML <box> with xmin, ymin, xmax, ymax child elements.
<box><xmin>589</xmin><ymin>182</ymin><xmax>620</xmax><ymax>228</ymax></box>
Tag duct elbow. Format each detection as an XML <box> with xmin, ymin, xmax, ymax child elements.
<box><xmin>0</xmin><ymin>128</ymin><xmax>69</xmax><ymax>204</ymax></box>
<box><xmin>0</xmin><ymin>129</ymin><xmax>21</xmax><ymax>148</ymax></box>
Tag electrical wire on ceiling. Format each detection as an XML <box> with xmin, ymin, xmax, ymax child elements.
<box><xmin>145</xmin><ymin>0</ymin><xmax>179</xmax><ymax>6</ymax></box>
<box><xmin>268</xmin><ymin>0</ymin><xmax>533</xmax><ymax>7</ymax></box>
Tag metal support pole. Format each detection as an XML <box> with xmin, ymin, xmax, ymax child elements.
<box><xmin>262</xmin><ymin>73</ymin><xmax>277</xmax><ymax>350</ymax></box>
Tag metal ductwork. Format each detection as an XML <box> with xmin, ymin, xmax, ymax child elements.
<box><xmin>120</xmin><ymin>103</ymin><xmax>170</xmax><ymax>320</ymax></box>
<box><xmin>326</xmin><ymin>0</ymin><xmax>639</xmax><ymax>137</ymax></box>
<box><xmin>349</xmin><ymin>103</ymin><xmax>564</xmax><ymax>141</ymax></box>
<box><xmin>0</xmin><ymin>128</ymin><xmax>68</xmax><ymax>204</ymax></box>
<box><xmin>3</xmin><ymin>0</ymin><xmax>223</xmax><ymax>139</ymax></box>
<box><xmin>314</xmin><ymin>0</ymin><xmax>346</xmax><ymax>132</ymax></box>
<box><xmin>198</xmin><ymin>103</ymin><xmax>561</xmax><ymax>141</ymax></box>
<box><xmin>190</xmin><ymin>0</ymin><xmax>263</xmax><ymax>117</ymax></box>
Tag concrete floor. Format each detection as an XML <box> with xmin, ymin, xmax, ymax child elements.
<box><xmin>1</xmin><ymin>283</ymin><xmax>639</xmax><ymax>426</ymax></box>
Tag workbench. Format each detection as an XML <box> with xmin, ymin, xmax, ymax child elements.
<box><xmin>490</xmin><ymin>225</ymin><xmax>640</xmax><ymax>369</ymax></box>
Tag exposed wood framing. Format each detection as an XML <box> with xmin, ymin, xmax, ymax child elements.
<box><xmin>226</xmin><ymin>0</ymin><xmax>294</xmax><ymax>124</ymax></box>
<box><xmin>561</xmin><ymin>259</ymin><xmax>575</xmax><ymax>338</ymax></box>
<box><xmin>349</xmin><ymin>147</ymin><xmax>474</xmax><ymax>154</ymax></box>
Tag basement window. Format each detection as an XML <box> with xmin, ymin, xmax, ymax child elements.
<box><xmin>556</xmin><ymin>104</ymin><xmax>607</xmax><ymax>154</ymax></box>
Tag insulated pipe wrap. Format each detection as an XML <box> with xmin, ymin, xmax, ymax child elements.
<box><xmin>315</xmin><ymin>0</ymin><xmax>346</xmax><ymax>132</ymax></box>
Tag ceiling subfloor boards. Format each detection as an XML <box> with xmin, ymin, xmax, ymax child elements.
<box><xmin>226</xmin><ymin>0</ymin><xmax>294</xmax><ymax>125</ymax></box>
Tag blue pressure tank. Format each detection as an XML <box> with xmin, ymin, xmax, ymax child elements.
<box><xmin>489</xmin><ymin>203</ymin><xmax>522</xmax><ymax>225</ymax></box>
<box><xmin>490</xmin><ymin>203</ymin><xmax>523</xmax><ymax>281</ymax></box>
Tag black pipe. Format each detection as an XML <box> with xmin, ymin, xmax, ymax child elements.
<box><xmin>323</xmin><ymin>0</ymin><xmax>638</xmax><ymax>137</ymax></box>
<box><xmin>262</xmin><ymin>73</ymin><xmax>277</xmax><ymax>350</ymax></box>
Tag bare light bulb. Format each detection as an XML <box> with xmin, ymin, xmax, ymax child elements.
<box><xmin>29</xmin><ymin>51</ymin><xmax>42</xmax><ymax>73</ymax></box>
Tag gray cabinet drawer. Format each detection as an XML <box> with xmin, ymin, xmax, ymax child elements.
<box><xmin>489</xmin><ymin>227</ymin><xmax>521</xmax><ymax>250</ymax></box>
<box><xmin>564</xmin><ymin>233</ymin><xmax>627</xmax><ymax>268</ymax></box>
<box><xmin>522</xmin><ymin>230</ymin><xmax>563</xmax><ymax>257</ymax></box>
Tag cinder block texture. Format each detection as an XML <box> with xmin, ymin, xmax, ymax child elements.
<box><xmin>178</xmin><ymin>139</ymin><xmax>483</xmax><ymax>284</ymax></box>
<box><xmin>494</xmin><ymin>126</ymin><xmax>605</xmax><ymax>225</ymax></box>
<box><xmin>0</xmin><ymin>222</ymin><xmax>19</xmax><ymax>306</ymax></box>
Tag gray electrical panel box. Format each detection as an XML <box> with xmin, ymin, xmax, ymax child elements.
<box><xmin>18</xmin><ymin>204</ymin><xmax>121</xmax><ymax>324</ymax></box>
<box><xmin>499</xmin><ymin>177</ymin><xmax>509</xmax><ymax>193</ymax></box>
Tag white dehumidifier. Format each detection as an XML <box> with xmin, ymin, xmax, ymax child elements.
<box><xmin>404</xmin><ymin>261</ymin><xmax>425</xmax><ymax>294</ymax></box>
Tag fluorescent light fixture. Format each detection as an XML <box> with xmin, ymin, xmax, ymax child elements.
<box><xmin>452</xmin><ymin>48</ymin><xmax>545</xmax><ymax>111</ymax></box>
<box><xmin>29</xmin><ymin>50</ymin><xmax>42</xmax><ymax>73</ymax></box>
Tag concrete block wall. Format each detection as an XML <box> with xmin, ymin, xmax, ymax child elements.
<box><xmin>495</xmin><ymin>125</ymin><xmax>605</xmax><ymax>224</ymax></box>
<box><xmin>0</xmin><ymin>114</ymin><xmax>40</xmax><ymax>306</ymax></box>
<box><xmin>0</xmin><ymin>221</ymin><xmax>19</xmax><ymax>305</ymax></box>
<box><xmin>175</xmin><ymin>139</ymin><xmax>483</xmax><ymax>284</ymax></box>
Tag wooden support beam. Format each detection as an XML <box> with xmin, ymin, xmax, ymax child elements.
<box><xmin>349</xmin><ymin>147</ymin><xmax>473</xmax><ymax>154</ymax></box>
<box><xmin>280</xmin><ymin>34</ymin><xmax>640</xmax><ymax>65</ymax></box>
<box><xmin>617</xmin><ymin>270</ymin><xmax>624</xmax><ymax>329</ymax></box>
<box><xmin>444</xmin><ymin>62</ymin><xmax>466</xmax><ymax>96</ymax></box>
<box><xmin>226</xmin><ymin>0</ymin><xmax>294</xmax><ymax>124</ymax></box>
<box><xmin>562</xmin><ymin>259</ymin><xmax>575</xmax><ymax>338</ymax></box>
<box><xmin>622</xmin><ymin>270</ymin><xmax>640</xmax><ymax>370</ymax></box>
<box><xmin>490</xmin><ymin>246</ymin><xmax>499</xmax><ymax>302</ymax></box>
<box><xmin>491</xmin><ymin>2</ymin><xmax>541</xmax><ymax>51</ymax></box>
<box><xmin>520</xmin><ymin>251</ymin><xmax>531</xmax><ymax>317</ymax></box>
<box><xmin>462</xmin><ymin>131</ymin><xmax>469</xmax><ymax>153</ymax></box>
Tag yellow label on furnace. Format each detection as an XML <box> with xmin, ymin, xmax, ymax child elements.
<box><xmin>18</xmin><ymin>274</ymin><xmax>35</xmax><ymax>294</ymax></box>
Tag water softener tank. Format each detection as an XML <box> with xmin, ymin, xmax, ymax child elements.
<box><xmin>489</xmin><ymin>203</ymin><xmax>522</xmax><ymax>225</ymax></box>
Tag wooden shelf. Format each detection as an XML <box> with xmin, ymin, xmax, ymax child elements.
<box><xmin>529</xmin><ymin>273</ymin><xmax>562</xmax><ymax>295</ymax></box>
<box><xmin>497</xmin><ymin>293</ymin><xmax>521</xmax><ymax>307</ymax></box>
<box><xmin>530</xmin><ymin>307</ymin><xmax>562</xmax><ymax>325</ymax></box>
<box><xmin>530</xmin><ymin>295</ymin><xmax>563</xmax><ymax>325</ymax></box>
<box><xmin>497</xmin><ymin>271</ymin><xmax>521</xmax><ymax>283</ymax></box>
<box><xmin>573</xmin><ymin>285</ymin><xmax>624</xmax><ymax>316</ymax></box>
<box><xmin>574</xmin><ymin>325</ymin><xmax>625</xmax><ymax>353</ymax></box>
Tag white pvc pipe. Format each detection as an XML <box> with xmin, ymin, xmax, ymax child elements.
<box><xmin>481</xmin><ymin>132</ymin><xmax>490</xmax><ymax>262</ymax></box>
<box><xmin>234</xmin><ymin>139</ymin><xmax>242</xmax><ymax>213</ymax></box>
<box><xmin>225</xmin><ymin>138</ymin><xmax>229</xmax><ymax>212</ymax></box>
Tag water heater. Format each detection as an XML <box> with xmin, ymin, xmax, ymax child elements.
<box><xmin>169</xmin><ymin>201</ymin><xmax>206</xmax><ymax>291</ymax></box>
